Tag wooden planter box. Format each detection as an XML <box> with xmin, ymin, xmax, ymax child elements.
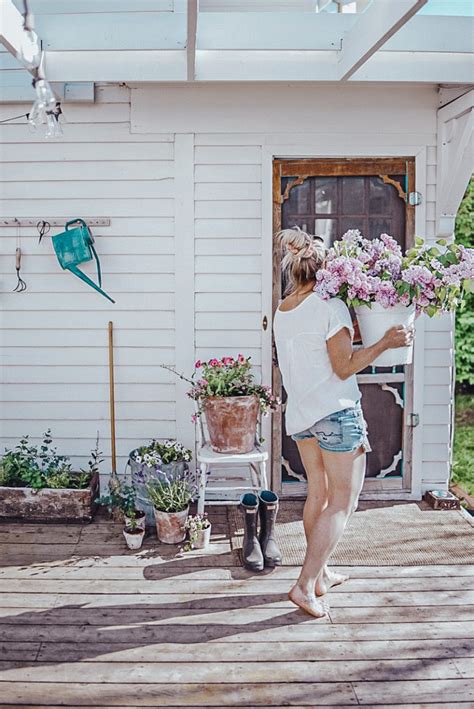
<box><xmin>0</xmin><ymin>472</ymin><xmax>99</xmax><ymax>522</ymax></box>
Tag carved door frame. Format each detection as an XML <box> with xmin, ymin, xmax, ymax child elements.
<box><xmin>271</xmin><ymin>157</ymin><xmax>416</xmax><ymax>497</ymax></box>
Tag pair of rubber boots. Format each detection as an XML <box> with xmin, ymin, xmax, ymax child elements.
<box><xmin>239</xmin><ymin>490</ymin><xmax>282</xmax><ymax>571</ymax></box>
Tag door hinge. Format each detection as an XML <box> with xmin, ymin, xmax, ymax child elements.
<box><xmin>408</xmin><ymin>191</ymin><xmax>422</xmax><ymax>206</ymax></box>
<box><xmin>408</xmin><ymin>413</ymin><xmax>420</xmax><ymax>427</ymax></box>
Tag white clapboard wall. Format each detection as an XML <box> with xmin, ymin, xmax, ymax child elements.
<box><xmin>0</xmin><ymin>85</ymin><xmax>179</xmax><ymax>488</ymax></box>
<box><xmin>0</xmin><ymin>82</ymin><xmax>455</xmax><ymax>496</ymax></box>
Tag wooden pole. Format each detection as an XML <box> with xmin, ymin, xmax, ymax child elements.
<box><xmin>108</xmin><ymin>321</ymin><xmax>117</xmax><ymax>477</ymax></box>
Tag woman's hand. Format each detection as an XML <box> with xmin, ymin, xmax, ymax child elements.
<box><xmin>382</xmin><ymin>325</ymin><xmax>414</xmax><ymax>349</ymax></box>
<box><xmin>327</xmin><ymin>324</ymin><xmax>415</xmax><ymax>380</ymax></box>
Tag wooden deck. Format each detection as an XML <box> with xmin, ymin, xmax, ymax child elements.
<box><xmin>0</xmin><ymin>506</ymin><xmax>473</xmax><ymax>707</ymax></box>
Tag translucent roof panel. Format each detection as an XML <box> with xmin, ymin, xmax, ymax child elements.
<box><xmin>419</xmin><ymin>0</ymin><xmax>474</xmax><ymax>16</ymax></box>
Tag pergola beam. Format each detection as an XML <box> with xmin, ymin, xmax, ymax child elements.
<box><xmin>0</xmin><ymin>0</ymin><xmax>41</xmax><ymax>72</ymax></box>
<box><xmin>338</xmin><ymin>0</ymin><xmax>428</xmax><ymax>81</ymax></box>
<box><xmin>187</xmin><ymin>0</ymin><xmax>198</xmax><ymax>81</ymax></box>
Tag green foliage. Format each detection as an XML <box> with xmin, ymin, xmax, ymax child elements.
<box><xmin>96</xmin><ymin>477</ymin><xmax>137</xmax><ymax>516</ymax></box>
<box><xmin>146</xmin><ymin>477</ymin><xmax>195</xmax><ymax>513</ymax></box>
<box><xmin>455</xmin><ymin>179</ymin><xmax>474</xmax><ymax>385</ymax></box>
<box><xmin>451</xmin><ymin>395</ymin><xmax>474</xmax><ymax>496</ymax></box>
<box><xmin>0</xmin><ymin>430</ymin><xmax>97</xmax><ymax>490</ymax></box>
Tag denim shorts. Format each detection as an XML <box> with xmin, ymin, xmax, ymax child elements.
<box><xmin>291</xmin><ymin>402</ymin><xmax>371</xmax><ymax>453</ymax></box>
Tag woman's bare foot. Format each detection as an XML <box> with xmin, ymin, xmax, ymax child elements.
<box><xmin>315</xmin><ymin>567</ymin><xmax>349</xmax><ymax>597</ymax></box>
<box><xmin>288</xmin><ymin>585</ymin><xmax>328</xmax><ymax>618</ymax></box>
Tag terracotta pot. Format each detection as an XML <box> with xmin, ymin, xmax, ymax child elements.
<box><xmin>204</xmin><ymin>395</ymin><xmax>259</xmax><ymax>454</ymax></box>
<box><xmin>154</xmin><ymin>506</ymin><xmax>189</xmax><ymax>544</ymax></box>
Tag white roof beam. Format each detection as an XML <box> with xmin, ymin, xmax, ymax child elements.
<box><xmin>197</xmin><ymin>13</ymin><xmax>472</xmax><ymax>53</ymax></box>
<box><xmin>44</xmin><ymin>50</ymin><xmax>187</xmax><ymax>82</ymax></box>
<box><xmin>0</xmin><ymin>0</ymin><xmax>41</xmax><ymax>72</ymax></box>
<box><xmin>195</xmin><ymin>50</ymin><xmax>339</xmax><ymax>81</ymax></box>
<box><xmin>187</xmin><ymin>0</ymin><xmax>197</xmax><ymax>81</ymax></box>
<box><xmin>11</xmin><ymin>0</ymin><xmax>173</xmax><ymax>12</ymax></box>
<box><xmin>352</xmin><ymin>51</ymin><xmax>474</xmax><ymax>84</ymax></box>
<box><xmin>338</xmin><ymin>0</ymin><xmax>428</xmax><ymax>81</ymax></box>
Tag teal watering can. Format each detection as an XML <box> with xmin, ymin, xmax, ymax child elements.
<box><xmin>49</xmin><ymin>219</ymin><xmax>115</xmax><ymax>303</ymax></box>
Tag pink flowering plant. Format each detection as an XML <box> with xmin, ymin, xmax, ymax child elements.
<box><xmin>188</xmin><ymin>355</ymin><xmax>279</xmax><ymax>420</ymax></box>
<box><xmin>315</xmin><ymin>229</ymin><xmax>474</xmax><ymax>316</ymax></box>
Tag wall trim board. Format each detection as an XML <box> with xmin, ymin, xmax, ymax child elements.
<box><xmin>131</xmin><ymin>85</ymin><xmax>437</xmax><ymax>135</ymax></box>
<box><xmin>174</xmin><ymin>133</ymin><xmax>196</xmax><ymax>457</ymax></box>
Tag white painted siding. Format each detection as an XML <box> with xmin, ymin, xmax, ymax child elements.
<box><xmin>0</xmin><ymin>82</ymin><xmax>456</xmax><ymax>497</ymax></box>
<box><xmin>0</xmin><ymin>86</ymin><xmax>178</xmax><ymax>487</ymax></box>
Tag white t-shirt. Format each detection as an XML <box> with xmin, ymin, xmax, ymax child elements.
<box><xmin>273</xmin><ymin>294</ymin><xmax>361</xmax><ymax>436</ymax></box>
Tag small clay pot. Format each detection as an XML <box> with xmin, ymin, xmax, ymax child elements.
<box><xmin>123</xmin><ymin>526</ymin><xmax>145</xmax><ymax>550</ymax></box>
<box><xmin>154</xmin><ymin>506</ymin><xmax>189</xmax><ymax>544</ymax></box>
<box><xmin>204</xmin><ymin>395</ymin><xmax>259</xmax><ymax>454</ymax></box>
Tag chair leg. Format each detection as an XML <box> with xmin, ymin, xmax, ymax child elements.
<box><xmin>259</xmin><ymin>459</ymin><xmax>268</xmax><ymax>490</ymax></box>
<box><xmin>197</xmin><ymin>463</ymin><xmax>208</xmax><ymax>515</ymax></box>
<box><xmin>249</xmin><ymin>463</ymin><xmax>259</xmax><ymax>489</ymax></box>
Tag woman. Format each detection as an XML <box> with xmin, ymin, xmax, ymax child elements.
<box><xmin>273</xmin><ymin>227</ymin><xmax>413</xmax><ymax>618</ymax></box>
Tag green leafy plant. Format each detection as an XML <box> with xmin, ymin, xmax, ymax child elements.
<box><xmin>146</xmin><ymin>477</ymin><xmax>195</xmax><ymax>513</ymax></box>
<box><xmin>96</xmin><ymin>477</ymin><xmax>137</xmax><ymax>517</ymax></box>
<box><xmin>455</xmin><ymin>180</ymin><xmax>473</xmax><ymax>386</ymax></box>
<box><xmin>0</xmin><ymin>431</ymin><xmax>96</xmax><ymax>490</ymax></box>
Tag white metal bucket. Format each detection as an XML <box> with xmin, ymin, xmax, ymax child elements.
<box><xmin>355</xmin><ymin>303</ymin><xmax>416</xmax><ymax>367</ymax></box>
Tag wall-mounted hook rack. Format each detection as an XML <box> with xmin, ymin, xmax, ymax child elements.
<box><xmin>0</xmin><ymin>218</ymin><xmax>111</xmax><ymax>227</ymax></box>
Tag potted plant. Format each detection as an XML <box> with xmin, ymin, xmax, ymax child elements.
<box><xmin>128</xmin><ymin>439</ymin><xmax>192</xmax><ymax>524</ymax></box>
<box><xmin>0</xmin><ymin>430</ymin><xmax>101</xmax><ymax>521</ymax></box>
<box><xmin>182</xmin><ymin>513</ymin><xmax>212</xmax><ymax>552</ymax></box>
<box><xmin>315</xmin><ymin>231</ymin><xmax>474</xmax><ymax>366</ymax></box>
<box><xmin>122</xmin><ymin>510</ymin><xmax>146</xmax><ymax>550</ymax></box>
<box><xmin>161</xmin><ymin>356</ymin><xmax>279</xmax><ymax>454</ymax></box>
<box><xmin>146</xmin><ymin>475</ymin><xmax>196</xmax><ymax>544</ymax></box>
<box><xmin>96</xmin><ymin>477</ymin><xmax>146</xmax><ymax>529</ymax></box>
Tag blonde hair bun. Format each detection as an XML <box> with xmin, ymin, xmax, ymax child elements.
<box><xmin>277</xmin><ymin>226</ymin><xmax>326</xmax><ymax>294</ymax></box>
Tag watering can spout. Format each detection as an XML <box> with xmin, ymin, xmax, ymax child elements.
<box><xmin>68</xmin><ymin>265</ymin><xmax>115</xmax><ymax>304</ymax></box>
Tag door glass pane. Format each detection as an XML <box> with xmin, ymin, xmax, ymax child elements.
<box><xmin>287</xmin><ymin>178</ymin><xmax>310</xmax><ymax>214</ymax></box>
<box><xmin>369</xmin><ymin>176</ymin><xmax>389</xmax><ymax>212</ymax></box>
<box><xmin>341</xmin><ymin>216</ymin><xmax>366</xmax><ymax>237</ymax></box>
<box><xmin>342</xmin><ymin>176</ymin><xmax>365</xmax><ymax>214</ymax></box>
<box><xmin>369</xmin><ymin>217</ymin><xmax>393</xmax><ymax>240</ymax></box>
<box><xmin>315</xmin><ymin>177</ymin><xmax>337</xmax><ymax>214</ymax></box>
<box><xmin>315</xmin><ymin>218</ymin><xmax>337</xmax><ymax>246</ymax></box>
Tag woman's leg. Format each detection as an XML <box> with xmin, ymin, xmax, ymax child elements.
<box><xmin>295</xmin><ymin>438</ymin><xmax>327</xmax><ymax>538</ymax></box>
<box><xmin>296</xmin><ymin>439</ymin><xmax>349</xmax><ymax>595</ymax></box>
<box><xmin>289</xmin><ymin>446</ymin><xmax>366</xmax><ymax>616</ymax></box>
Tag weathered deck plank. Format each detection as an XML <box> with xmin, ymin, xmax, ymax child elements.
<box><xmin>0</xmin><ymin>509</ymin><xmax>473</xmax><ymax>707</ymax></box>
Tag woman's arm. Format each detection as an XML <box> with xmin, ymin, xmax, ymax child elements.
<box><xmin>326</xmin><ymin>325</ymin><xmax>414</xmax><ymax>380</ymax></box>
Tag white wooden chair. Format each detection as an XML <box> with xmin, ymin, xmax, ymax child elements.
<box><xmin>195</xmin><ymin>413</ymin><xmax>268</xmax><ymax>515</ymax></box>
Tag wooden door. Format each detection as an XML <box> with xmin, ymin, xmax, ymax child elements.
<box><xmin>272</xmin><ymin>158</ymin><xmax>416</xmax><ymax>495</ymax></box>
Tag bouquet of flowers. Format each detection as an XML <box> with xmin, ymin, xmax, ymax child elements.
<box><xmin>188</xmin><ymin>354</ymin><xmax>279</xmax><ymax>420</ymax></box>
<box><xmin>315</xmin><ymin>230</ymin><xmax>474</xmax><ymax>316</ymax></box>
